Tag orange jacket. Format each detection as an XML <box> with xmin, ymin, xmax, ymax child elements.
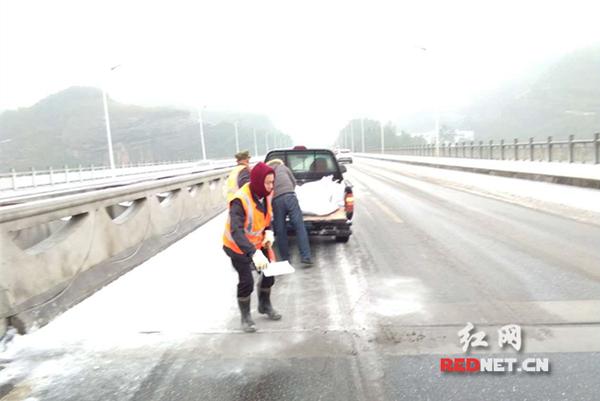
<box><xmin>223</xmin><ymin>183</ymin><xmax>272</xmax><ymax>255</ymax></box>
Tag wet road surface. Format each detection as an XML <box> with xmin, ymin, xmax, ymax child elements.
<box><xmin>2</xmin><ymin>159</ymin><xmax>600</xmax><ymax>400</ymax></box>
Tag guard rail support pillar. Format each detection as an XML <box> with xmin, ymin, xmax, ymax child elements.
<box><xmin>594</xmin><ymin>133</ymin><xmax>600</xmax><ymax>164</ymax></box>
<box><xmin>11</xmin><ymin>168</ymin><xmax>17</xmax><ymax>190</ymax></box>
<box><xmin>529</xmin><ymin>137</ymin><xmax>534</xmax><ymax>161</ymax></box>
<box><xmin>568</xmin><ymin>135</ymin><xmax>574</xmax><ymax>163</ymax></box>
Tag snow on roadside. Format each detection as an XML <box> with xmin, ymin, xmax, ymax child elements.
<box><xmin>358</xmin><ymin>158</ymin><xmax>600</xmax><ymax>225</ymax></box>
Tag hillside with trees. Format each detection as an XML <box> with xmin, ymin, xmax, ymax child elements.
<box><xmin>0</xmin><ymin>87</ymin><xmax>291</xmax><ymax>171</ymax></box>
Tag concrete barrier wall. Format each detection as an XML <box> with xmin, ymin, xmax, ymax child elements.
<box><xmin>355</xmin><ymin>153</ymin><xmax>600</xmax><ymax>189</ymax></box>
<box><xmin>0</xmin><ymin>168</ymin><xmax>230</xmax><ymax>335</ymax></box>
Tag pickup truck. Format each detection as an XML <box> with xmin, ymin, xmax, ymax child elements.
<box><xmin>265</xmin><ymin>147</ymin><xmax>354</xmax><ymax>242</ymax></box>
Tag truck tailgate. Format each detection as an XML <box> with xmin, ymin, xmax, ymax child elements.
<box><xmin>303</xmin><ymin>207</ymin><xmax>347</xmax><ymax>222</ymax></box>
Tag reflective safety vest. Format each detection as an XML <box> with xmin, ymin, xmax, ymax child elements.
<box><xmin>224</xmin><ymin>165</ymin><xmax>249</xmax><ymax>202</ymax></box>
<box><xmin>223</xmin><ymin>183</ymin><xmax>272</xmax><ymax>255</ymax></box>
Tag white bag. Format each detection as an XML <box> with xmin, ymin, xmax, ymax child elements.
<box><xmin>295</xmin><ymin>175</ymin><xmax>345</xmax><ymax>216</ymax></box>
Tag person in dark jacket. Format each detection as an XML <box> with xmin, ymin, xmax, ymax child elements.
<box><xmin>266</xmin><ymin>159</ymin><xmax>313</xmax><ymax>265</ymax></box>
<box><xmin>222</xmin><ymin>162</ymin><xmax>281</xmax><ymax>332</ymax></box>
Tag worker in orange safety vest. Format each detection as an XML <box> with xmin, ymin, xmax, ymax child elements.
<box><xmin>223</xmin><ymin>162</ymin><xmax>280</xmax><ymax>332</ymax></box>
<box><xmin>224</xmin><ymin>150</ymin><xmax>251</xmax><ymax>202</ymax></box>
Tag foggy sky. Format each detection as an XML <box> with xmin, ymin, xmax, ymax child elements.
<box><xmin>1</xmin><ymin>0</ymin><xmax>599</xmax><ymax>146</ymax></box>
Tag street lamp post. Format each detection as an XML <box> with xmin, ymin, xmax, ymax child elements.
<box><xmin>253</xmin><ymin>128</ymin><xmax>258</xmax><ymax>157</ymax></box>
<box><xmin>101</xmin><ymin>64</ymin><xmax>120</xmax><ymax>175</ymax></box>
<box><xmin>435</xmin><ymin>111</ymin><xmax>440</xmax><ymax>157</ymax></box>
<box><xmin>265</xmin><ymin>131</ymin><xmax>269</xmax><ymax>153</ymax></box>
<box><xmin>234</xmin><ymin>122</ymin><xmax>240</xmax><ymax>153</ymax></box>
<box><xmin>361</xmin><ymin>118</ymin><xmax>365</xmax><ymax>153</ymax></box>
<box><xmin>198</xmin><ymin>106</ymin><xmax>207</xmax><ymax>161</ymax></box>
<box><xmin>350</xmin><ymin>120</ymin><xmax>355</xmax><ymax>152</ymax></box>
<box><xmin>380</xmin><ymin>121</ymin><xmax>385</xmax><ymax>154</ymax></box>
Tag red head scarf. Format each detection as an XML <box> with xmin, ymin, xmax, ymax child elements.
<box><xmin>250</xmin><ymin>162</ymin><xmax>275</xmax><ymax>198</ymax></box>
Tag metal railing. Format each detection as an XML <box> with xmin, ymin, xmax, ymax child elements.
<box><xmin>0</xmin><ymin>159</ymin><xmax>230</xmax><ymax>192</ymax></box>
<box><xmin>368</xmin><ymin>134</ymin><xmax>600</xmax><ymax>164</ymax></box>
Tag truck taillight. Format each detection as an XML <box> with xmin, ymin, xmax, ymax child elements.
<box><xmin>344</xmin><ymin>192</ymin><xmax>354</xmax><ymax>213</ymax></box>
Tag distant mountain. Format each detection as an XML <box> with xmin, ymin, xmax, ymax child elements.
<box><xmin>390</xmin><ymin>44</ymin><xmax>600</xmax><ymax>143</ymax></box>
<box><xmin>0</xmin><ymin>87</ymin><xmax>290</xmax><ymax>171</ymax></box>
<box><xmin>457</xmin><ymin>44</ymin><xmax>600</xmax><ymax>141</ymax></box>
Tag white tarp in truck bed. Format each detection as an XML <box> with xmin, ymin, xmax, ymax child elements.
<box><xmin>295</xmin><ymin>175</ymin><xmax>345</xmax><ymax>216</ymax></box>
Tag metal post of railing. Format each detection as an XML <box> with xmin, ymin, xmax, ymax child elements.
<box><xmin>547</xmin><ymin>136</ymin><xmax>552</xmax><ymax>162</ymax></box>
<box><xmin>31</xmin><ymin>167</ymin><xmax>36</xmax><ymax>187</ymax></box>
<box><xmin>489</xmin><ymin>140</ymin><xmax>493</xmax><ymax>160</ymax></box>
<box><xmin>470</xmin><ymin>141</ymin><xmax>474</xmax><ymax>158</ymax></box>
<box><xmin>49</xmin><ymin>166</ymin><xmax>54</xmax><ymax>185</ymax></box>
<box><xmin>65</xmin><ymin>165</ymin><xmax>70</xmax><ymax>183</ymax></box>
<box><xmin>500</xmin><ymin>139</ymin><xmax>505</xmax><ymax>160</ymax></box>
<box><xmin>529</xmin><ymin>137</ymin><xmax>534</xmax><ymax>161</ymax></box>
<box><xmin>461</xmin><ymin>142</ymin><xmax>465</xmax><ymax>158</ymax></box>
<box><xmin>568</xmin><ymin>134</ymin><xmax>574</xmax><ymax>163</ymax></box>
<box><xmin>594</xmin><ymin>133</ymin><xmax>600</xmax><ymax>164</ymax></box>
<box><xmin>11</xmin><ymin>168</ymin><xmax>17</xmax><ymax>190</ymax></box>
<box><xmin>514</xmin><ymin>138</ymin><xmax>519</xmax><ymax>161</ymax></box>
<box><xmin>479</xmin><ymin>141</ymin><xmax>483</xmax><ymax>159</ymax></box>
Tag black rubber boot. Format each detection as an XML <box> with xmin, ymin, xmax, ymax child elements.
<box><xmin>258</xmin><ymin>288</ymin><xmax>282</xmax><ymax>320</ymax></box>
<box><xmin>237</xmin><ymin>296</ymin><xmax>256</xmax><ymax>333</ymax></box>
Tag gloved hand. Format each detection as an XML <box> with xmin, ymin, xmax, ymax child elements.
<box><xmin>262</xmin><ymin>229</ymin><xmax>275</xmax><ymax>248</ymax></box>
<box><xmin>252</xmin><ymin>250</ymin><xmax>269</xmax><ymax>271</ymax></box>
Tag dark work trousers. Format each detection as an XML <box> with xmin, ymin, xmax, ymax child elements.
<box><xmin>272</xmin><ymin>192</ymin><xmax>311</xmax><ymax>261</ymax></box>
<box><xmin>223</xmin><ymin>246</ymin><xmax>275</xmax><ymax>298</ymax></box>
